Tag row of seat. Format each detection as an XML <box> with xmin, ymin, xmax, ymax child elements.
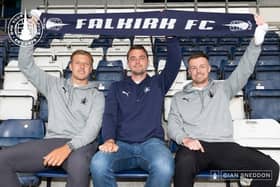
<box><xmin>0</xmin><ymin>57</ymin><xmax>279</xmax><ymax>122</ymax></box>
<box><xmin>0</xmin><ymin>119</ymin><xmax>237</xmax><ymax>187</ymax></box>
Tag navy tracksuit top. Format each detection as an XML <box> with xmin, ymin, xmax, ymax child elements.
<box><xmin>102</xmin><ymin>38</ymin><xmax>182</xmax><ymax>143</ymax></box>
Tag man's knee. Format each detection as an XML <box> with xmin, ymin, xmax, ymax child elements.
<box><xmin>175</xmin><ymin>153</ymin><xmax>197</xmax><ymax>174</ymax></box>
<box><xmin>270</xmin><ymin>158</ymin><xmax>279</xmax><ymax>180</ymax></box>
<box><xmin>150</xmin><ymin>155</ymin><xmax>174</xmax><ymax>178</ymax></box>
<box><xmin>66</xmin><ymin>150</ymin><xmax>92</xmax><ymax>176</ymax></box>
<box><xmin>90</xmin><ymin>152</ymin><xmax>111</xmax><ymax>176</ymax></box>
<box><xmin>0</xmin><ymin>150</ymin><xmax>13</xmax><ymax>169</ymax></box>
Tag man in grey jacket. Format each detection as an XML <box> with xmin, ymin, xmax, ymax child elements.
<box><xmin>168</xmin><ymin>16</ymin><xmax>279</xmax><ymax>187</ymax></box>
<box><xmin>0</xmin><ymin>44</ymin><xmax>105</xmax><ymax>186</ymax></box>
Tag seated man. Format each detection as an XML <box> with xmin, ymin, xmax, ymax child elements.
<box><xmin>167</xmin><ymin>16</ymin><xmax>279</xmax><ymax>187</ymax></box>
<box><xmin>91</xmin><ymin>37</ymin><xmax>182</xmax><ymax>187</ymax></box>
<box><xmin>0</xmin><ymin>15</ymin><xmax>104</xmax><ymax>186</ymax></box>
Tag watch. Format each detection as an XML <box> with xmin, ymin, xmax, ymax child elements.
<box><xmin>67</xmin><ymin>142</ymin><xmax>75</xmax><ymax>151</ymax></box>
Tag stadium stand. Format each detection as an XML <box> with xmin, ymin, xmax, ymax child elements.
<box><xmin>0</xmin><ymin>0</ymin><xmax>279</xmax><ymax>186</ymax></box>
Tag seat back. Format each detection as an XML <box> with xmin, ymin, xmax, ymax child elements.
<box><xmin>0</xmin><ymin>119</ymin><xmax>44</xmax><ymax>186</ymax></box>
<box><xmin>0</xmin><ymin>119</ymin><xmax>45</xmax><ymax>147</ymax></box>
<box><xmin>245</xmin><ymin>80</ymin><xmax>280</xmax><ymax>121</ymax></box>
<box><xmin>38</xmin><ymin>95</ymin><xmax>48</xmax><ymax>122</ymax></box>
<box><xmin>255</xmin><ymin>54</ymin><xmax>280</xmax><ymax>81</ymax></box>
<box><xmin>95</xmin><ymin>59</ymin><xmax>125</xmax><ymax>81</ymax></box>
<box><xmin>0</xmin><ymin>90</ymin><xmax>36</xmax><ymax>120</ymax></box>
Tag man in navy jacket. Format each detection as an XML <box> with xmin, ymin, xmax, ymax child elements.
<box><xmin>91</xmin><ymin>37</ymin><xmax>181</xmax><ymax>187</ymax></box>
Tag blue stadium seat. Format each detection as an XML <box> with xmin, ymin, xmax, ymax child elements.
<box><xmin>36</xmin><ymin>169</ymin><xmax>68</xmax><ymax>187</ymax></box>
<box><xmin>178</xmin><ymin>37</ymin><xmax>196</xmax><ymax>47</ymax></box>
<box><xmin>17</xmin><ymin>173</ymin><xmax>41</xmax><ymax>187</ymax></box>
<box><xmin>221</xmin><ymin>59</ymin><xmax>239</xmax><ymax>79</ymax></box>
<box><xmin>0</xmin><ymin>119</ymin><xmax>45</xmax><ymax>186</ymax></box>
<box><xmin>38</xmin><ymin>95</ymin><xmax>48</xmax><ymax>122</ymax></box>
<box><xmin>94</xmin><ymin>80</ymin><xmax>114</xmax><ymax>97</ymax></box>
<box><xmin>197</xmin><ymin>37</ymin><xmax>218</xmax><ymax>45</ymax></box>
<box><xmin>37</xmin><ymin>167</ymin><xmax>148</xmax><ymax>187</ymax></box>
<box><xmin>245</xmin><ymin>80</ymin><xmax>280</xmax><ymax>121</ymax></box>
<box><xmin>255</xmin><ymin>54</ymin><xmax>280</xmax><ymax>81</ymax></box>
<box><xmin>0</xmin><ymin>119</ymin><xmax>45</xmax><ymax>147</ymax></box>
<box><xmin>218</xmin><ymin>37</ymin><xmax>240</xmax><ymax>46</ymax></box>
<box><xmin>95</xmin><ymin>59</ymin><xmax>125</xmax><ymax>82</ymax></box>
<box><xmin>90</xmin><ymin>36</ymin><xmax>113</xmax><ymax>60</ymax></box>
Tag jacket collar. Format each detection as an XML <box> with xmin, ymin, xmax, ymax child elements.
<box><xmin>62</xmin><ymin>78</ymin><xmax>97</xmax><ymax>91</ymax></box>
<box><xmin>183</xmin><ymin>79</ymin><xmax>214</xmax><ymax>93</ymax></box>
<box><xmin>125</xmin><ymin>74</ymin><xmax>151</xmax><ymax>85</ymax></box>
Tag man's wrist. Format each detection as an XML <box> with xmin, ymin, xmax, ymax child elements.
<box><xmin>106</xmin><ymin>139</ymin><xmax>115</xmax><ymax>144</ymax></box>
<box><xmin>66</xmin><ymin>142</ymin><xmax>75</xmax><ymax>151</ymax></box>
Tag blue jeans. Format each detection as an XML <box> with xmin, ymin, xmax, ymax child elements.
<box><xmin>90</xmin><ymin>138</ymin><xmax>174</xmax><ymax>187</ymax></box>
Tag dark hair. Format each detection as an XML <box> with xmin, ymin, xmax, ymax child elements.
<box><xmin>187</xmin><ymin>52</ymin><xmax>209</xmax><ymax>64</ymax></box>
<box><xmin>127</xmin><ymin>45</ymin><xmax>148</xmax><ymax>60</ymax></box>
<box><xmin>70</xmin><ymin>50</ymin><xmax>93</xmax><ymax>64</ymax></box>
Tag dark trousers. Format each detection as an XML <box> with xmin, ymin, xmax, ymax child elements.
<box><xmin>0</xmin><ymin>138</ymin><xmax>98</xmax><ymax>187</ymax></box>
<box><xmin>174</xmin><ymin>141</ymin><xmax>279</xmax><ymax>187</ymax></box>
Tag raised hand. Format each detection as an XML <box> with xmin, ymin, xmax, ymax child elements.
<box><xmin>254</xmin><ymin>15</ymin><xmax>268</xmax><ymax>45</ymax></box>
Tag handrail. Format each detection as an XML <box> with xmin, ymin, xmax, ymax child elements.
<box><xmin>37</xmin><ymin>2</ymin><xmax>280</xmax><ymax>12</ymax></box>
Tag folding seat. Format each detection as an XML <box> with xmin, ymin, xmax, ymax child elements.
<box><xmin>95</xmin><ymin>59</ymin><xmax>125</xmax><ymax>82</ymax></box>
<box><xmin>90</xmin><ymin>36</ymin><xmax>113</xmax><ymax>60</ymax></box>
<box><xmin>0</xmin><ymin>119</ymin><xmax>45</xmax><ymax>187</ymax></box>
<box><xmin>112</xmin><ymin>37</ymin><xmax>132</xmax><ymax>47</ymax></box>
<box><xmin>263</xmin><ymin>31</ymin><xmax>280</xmax><ymax>45</ymax></box>
<box><xmin>93</xmin><ymin>80</ymin><xmax>114</xmax><ymax>97</ymax></box>
<box><xmin>0</xmin><ymin>119</ymin><xmax>45</xmax><ymax>146</ymax></box>
<box><xmin>220</xmin><ymin>59</ymin><xmax>239</xmax><ymax>79</ymax></box>
<box><xmin>0</xmin><ymin>89</ymin><xmax>36</xmax><ymax>120</ymax></box>
<box><xmin>218</xmin><ymin>37</ymin><xmax>240</xmax><ymax>46</ymax></box>
<box><xmin>133</xmin><ymin>36</ymin><xmax>152</xmax><ymax>46</ymax></box>
<box><xmin>38</xmin><ymin>95</ymin><xmax>48</xmax><ymax>122</ymax></box>
<box><xmin>255</xmin><ymin>54</ymin><xmax>280</xmax><ymax>81</ymax></box>
<box><xmin>208</xmin><ymin>45</ymin><xmax>234</xmax><ymax>58</ymax></box>
<box><xmin>0</xmin><ymin>56</ymin><xmax>4</xmax><ymax>88</ymax></box>
<box><xmin>233</xmin><ymin>118</ymin><xmax>280</xmax><ymax>148</ymax></box>
<box><xmin>0</xmin><ymin>44</ymin><xmax>8</xmax><ymax>65</ymax></box>
<box><xmin>178</xmin><ymin>37</ymin><xmax>196</xmax><ymax>47</ymax></box>
<box><xmin>262</xmin><ymin>43</ymin><xmax>280</xmax><ymax>53</ymax></box>
<box><xmin>232</xmin><ymin>45</ymin><xmax>247</xmax><ymax>58</ymax></box>
<box><xmin>106</xmin><ymin>46</ymin><xmax>130</xmax><ymax>67</ymax></box>
<box><xmin>207</xmin><ymin>51</ymin><xmax>229</xmax><ymax>80</ymax></box>
<box><xmin>233</xmin><ymin>118</ymin><xmax>280</xmax><ymax>186</ymax></box>
<box><xmin>245</xmin><ymin>80</ymin><xmax>280</xmax><ymax>121</ymax></box>
<box><xmin>239</xmin><ymin>36</ymin><xmax>251</xmax><ymax>46</ymax></box>
<box><xmin>197</xmin><ymin>37</ymin><xmax>218</xmax><ymax>46</ymax></box>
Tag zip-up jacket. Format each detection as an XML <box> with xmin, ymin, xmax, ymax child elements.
<box><xmin>102</xmin><ymin>37</ymin><xmax>182</xmax><ymax>143</ymax></box>
<box><xmin>18</xmin><ymin>46</ymin><xmax>105</xmax><ymax>150</ymax></box>
<box><xmin>168</xmin><ymin>40</ymin><xmax>261</xmax><ymax>144</ymax></box>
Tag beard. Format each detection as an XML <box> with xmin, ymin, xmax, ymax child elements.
<box><xmin>131</xmin><ymin>69</ymin><xmax>146</xmax><ymax>76</ymax></box>
<box><xmin>192</xmin><ymin>74</ymin><xmax>209</xmax><ymax>85</ymax></box>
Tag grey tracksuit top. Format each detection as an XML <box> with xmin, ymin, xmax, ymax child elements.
<box><xmin>18</xmin><ymin>46</ymin><xmax>105</xmax><ymax>150</ymax></box>
<box><xmin>168</xmin><ymin>40</ymin><xmax>261</xmax><ymax>144</ymax></box>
